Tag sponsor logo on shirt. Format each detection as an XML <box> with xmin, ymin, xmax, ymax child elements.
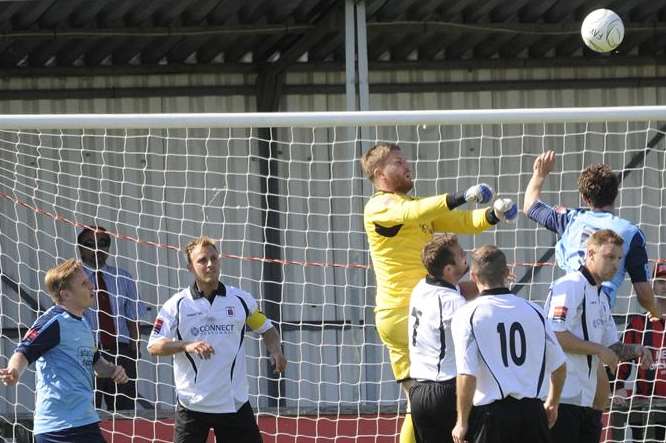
<box><xmin>23</xmin><ymin>328</ymin><xmax>39</xmax><ymax>343</ymax></box>
<box><xmin>653</xmin><ymin>348</ymin><xmax>666</xmax><ymax>370</ymax></box>
<box><xmin>152</xmin><ymin>318</ymin><xmax>164</xmax><ymax>334</ymax></box>
<box><xmin>79</xmin><ymin>347</ymin><xmax>95</xmax><ymax>369</ymax></box>
<box><xmin>190</xmin><ymin>323</ymin><xmax>234</xmax><ymax>337</ymax></box>
<box><xmin>554</xmin><ymin>206</ymin><xmax>567</xmax><ymax>214</ymax></box>
<box><xmin>552</xmin><ymin>306</ymin><xmax>568</xmax><ymax>322</ymax></box>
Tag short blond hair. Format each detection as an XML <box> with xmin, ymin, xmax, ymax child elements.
<box><xmin>44</xmin><ymin>259</ymin><xmax>82</xmax><ymax>303</ymax></box>
<box><xmin>360</xmin><ymin>143</ymin><xmax>400</xmax><ymax>183</ymax></box>
<box><xmin>587</xmin><ymin>229</ymin><xmax>624</xmax><ymax>251</ymax></box>
<box><xmin>185</xmin><ymin>236</ymin><xmax>219</xmax><ymax>264</ymax></box>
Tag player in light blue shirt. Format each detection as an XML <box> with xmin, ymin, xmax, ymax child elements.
<box><xmin>522</xmin><ymin>151</ymin><xmax>662</xmax><ymax>415</ymax></box>
<box><xmin>523</xmin><ymin>150</ymin><xmax>661</xmax><ymax>319</ymax></box>
<box><xmin>0</xmin><ymin>259</ymin><xmax>128</xmax><ymax>443</ymax></box>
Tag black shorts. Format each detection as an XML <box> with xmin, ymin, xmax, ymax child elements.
<box><xmin>409</xmin><ymin>379</ymin><xmax>456</xmax><ymax>443</ymax></box>
<box><xmin>468</xmin><ymin>397</ymin><xmax>551</xmax><ymax>443</ymax></box>
<box><xmin>550</xmin><ymin>403</ymin><xmax>602</xmax><ymax>443</ymax></box>
<box><xmin>34</xmin><ymin>422</ymin><xmax>106</xmax><ymax>443</ymax></box>
<box><xmin>175</xmin><ymin>401</ymin><xmax>262</xmax><ymax>443</ymax></box>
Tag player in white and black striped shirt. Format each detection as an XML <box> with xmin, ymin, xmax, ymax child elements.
<box><xmin>408</xmin><ymin>234</ymin><xmax>469</xmax><ymax>443</ymax></box>
<box><xmin>545</xmin><ymin>230</ymin><xmax>653</xmax><ymax>443</ymax></box>
<box><xmin>451</xmin><ymin>245</ymin><xmax>567</xmax><ymax>443</ymax></box>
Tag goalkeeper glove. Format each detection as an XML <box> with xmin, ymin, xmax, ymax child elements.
<box><xmin>464</xmin><ymin>183</ymin><xmax>494</xmax><ymax>204</ymax></box>
<box><xmin>493</xmin><ymin>198</ymin><xmax>518</xmax><ymax>223</ymax></box>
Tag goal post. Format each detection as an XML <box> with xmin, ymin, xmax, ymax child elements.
<box><xmin>1</xmin><ymin>106</ymin><xmax>666</xmax><ymax>442</ymax></box>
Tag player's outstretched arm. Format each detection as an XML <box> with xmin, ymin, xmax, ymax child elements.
<box><xmin>544</xmin><ymin>362</ymin><xmax>566</xmax><ymax>428</ymax></box>
<box><xmin>523</xmin><ymin>150</ymin><xmax>556</xmax><ymax>214</ymax></box>
<box><xmin>147</xmin><ymin>338</ymin><xmax>215</xmax><ymax>359</ymax></box>
<box><xmin>633</xmin><ymin>281</ymin><xmax>663</xmax><ymax>321</ymax></box>
<box><xmin>261</xmin><ymin>327</ymin><xmax>287</xmax><ymax>374</ymax></box>
<box><xmin>554</xmin><ymin>330</ymin><xmax>619</xmax><ymax>373</ymax></box>
<box><xmin>94</xmin><ymin>357</ymin><xmax>129</xmax><ymax>384</ymax></box>
<box><xmin>609</xmin><ymin>342</ymin><xmax>654</xmax><ymax>369</ymax></box>
<box><xmin>0</xmin><ymin>352</ymin><xmax>28</xmax><ymax>386</ymax></box>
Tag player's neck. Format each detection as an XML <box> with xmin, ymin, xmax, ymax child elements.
<box><xmin>195</xmin><ymin>280</ymin><xmax>219</xmax><ymax>297</ymax></box>
<box><xmin>580</xmin><ymin>265</ymin><xmax>603</xmax><ymax>286</ymax></box>
<box><xmin>475</xmin><ymin>283</ymin><xmax>506</xmax><ymax>293</ymax></box>
<box><xmin>591</xmin><ymin>205</ymin><xmax>614</xmax><ymax>212</ymax></box>
<box><xmin>59</xmin><ymin>302</ymin><xmax>85</xmax><ymax>318</ymax></box>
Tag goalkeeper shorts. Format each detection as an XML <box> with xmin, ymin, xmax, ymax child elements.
<box><xmin>375</xmin><ymin>306</ymin><xmax>410</xmax><ymax>382</ymax></box>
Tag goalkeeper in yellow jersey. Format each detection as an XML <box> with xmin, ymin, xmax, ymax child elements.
<box><xmin>360</xmin><ymin>143</ymin><xmax>517</xmax><ymax>443</ymax></box>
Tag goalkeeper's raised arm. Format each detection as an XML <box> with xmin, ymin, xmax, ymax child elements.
<box><xmin>360</xmin><ymin>142</ymin><xmax>517</xmax><ymax>312</ymax></box>
<box><xmin>359</xmin><ymin>142</ymin><xmax>517</xmax><ymax>443</ymax></box>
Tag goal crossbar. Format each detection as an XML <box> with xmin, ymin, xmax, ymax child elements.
<box><xmin>1</xmin><ymin>105</ymin><xmax>666</xmax><ymax>129</ymax></box>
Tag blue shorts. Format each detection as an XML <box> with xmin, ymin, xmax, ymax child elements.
<box><xmin>34</xmin><ymin>422</ymin><xmax>105</xmax><ymax>443</ymax></box>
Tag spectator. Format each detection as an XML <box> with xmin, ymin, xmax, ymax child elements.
<box><xmin>78</xmin><ymin>226</ymin><xmax>146</xmax><ymax>411</ymax></box>
<box><xmin>613</xmin><ymin>262</ymin><xmax>666</xmax><ymax>442</ymax></box>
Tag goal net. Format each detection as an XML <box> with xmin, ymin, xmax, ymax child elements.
<box><xmin>0</xmin><ymin>108</ymin><xmax>665</xmax><ymax>442</ymax></box>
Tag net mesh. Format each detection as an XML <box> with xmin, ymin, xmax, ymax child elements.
<box><xmin>0</xmin><ymin>117</ymin><xmax>665</xmax><ymax>442</ymax></box>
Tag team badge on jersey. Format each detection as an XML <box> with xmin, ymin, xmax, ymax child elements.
<box><xmin>552</xmin><ymin>306</ymin><xmax>568</xmax><ymax>322</ymax></box>
<box><xmin>226</xmin><ymin>306</ymin><xmax>235</xmax><ymax>317</ymax></box>
<box><xmin>152</xmin><ymin>318</ymin><xmax>164</xmax><ymax>334</ymax></box>
<box><xmin>23</xmin><ymin>328</ymin><xmax>39</xmax><ymax>343</ymax></box>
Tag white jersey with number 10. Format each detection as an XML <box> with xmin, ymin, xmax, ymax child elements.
<box><xmin>452</xmin><ymin>290</ymin><xmax>566</xmax><ymax>406</ymax></box>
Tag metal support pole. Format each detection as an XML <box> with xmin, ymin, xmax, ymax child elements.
<box><xmin>345</xmin><ymin>0</ymin><xmax>357</xmax><ymax>112</ymax></box>
<box><xmin>355</xmin><ymin>0</ymin><xmax>370</xmax><ymax>112</ymax></box>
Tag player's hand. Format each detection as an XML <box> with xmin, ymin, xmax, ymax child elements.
<box><xmin>185</xmin><ymin>341</ymin><xmax>215</xmax><ymax>359</ymax></box>
<box><xmin>648</xmin><ymin>307</ymin><xmax>663</xmax><ymax>323</ymax></box>
<box><xmin>612</xmin><ymin>387</ymin><xmax>629</xmax><ymax>408</ymax></box>
<box><xmin>111</xmin><ymin>365</ymin><xmax>129</xmax><ymax>384</ymax></box>
<box><xmin>598</xmin><ymin>347</ymin><xmax>619</xmax><ymax>374</ymax></box>
<box><xmin>543</xmin><ymin>399</ymin><xmax>558</xmax><ymax>428</ymax></box>
<box><xmin>451</xmin><ymin>420</ymin><xmax>468</xmax><ymax>443</ymax></box>
<box><xmin>533</xmin><ymin>150</ymin><xmax>556</xmax><ymax>178</ymax></box>
<box><xmin>493</xmin><ymin>198</ymin><xmax>518</xmax><ymax>223</ymax></box>
<box><xmin>271</xmin><ymin>351</ymin><xmax>288</xmax><ymax>374</ymax></box>
<box><xmin>636</xmin><ymin>345</ymin><xmax>654</xmax><ymax>370</ymax></box>
<box><xmin>0</xmin><ymin>367</ymin><xmax>19</xmax><ymax>386</ymax></box>
<box><xmin>464</xmin><ymin>183</ymin><xmax>494</xmax><ymax>204</ymax></box>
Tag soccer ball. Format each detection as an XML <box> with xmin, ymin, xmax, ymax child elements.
<box><xmin>581</xmin><ymin>9</ymin><xmax>624</xmax><ymax>53</ymax></box>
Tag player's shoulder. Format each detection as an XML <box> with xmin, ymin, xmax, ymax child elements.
<box><xmin>553</xmin><ymin>269</ymin><xmax>586</xmax><ymax>287</ymax></box>
<box><xmin>453</xmin><ymin>296</ymin><xmax>481</xmax><ymax>318</ymax></box>
<box><xmin>161</xmin><ymin>287</ymin><xmax>190</xmax><ymax>311</ymax></box>
<box><xmin>365</xmin><ymin>192</ymin><xmax>406</xmax><ymax>212</ymax></box>
<box><xmin>226</xmin><ymin>285</ymin><xmax>257</xmax><ymax>305</ymax></box>
<box><xmin>412</xmin><ymin>278</ymin><xmax>462</xmax><ymax>299</ymax></box>
<box><xmin>33</xmin><ymin>305</ymin><xmax>66</xmax><ymax>329</ymax></box>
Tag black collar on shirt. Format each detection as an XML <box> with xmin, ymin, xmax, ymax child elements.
<box><xmin>425</xmin><ymin>275</ymin><xmax>458</xmax><ymax>291</ymax></box>
<box><xmin>578</xmin><ymin>266</ymin><xmax>598</xmax><ymax>286</ymax></box>
<box><xmin>190</xmin><ymin>281</ymin><xmax>226</xmax><ymax>299</ymax></box>
<box><xmin>54</xmin><ymin>305</ymin><xmax>83</xmax><ymax>320</ymax></box>
<box><xmin>479</xmin><ymin>287</ymin><xmax>513</xmax><ymax>296</ymax></box>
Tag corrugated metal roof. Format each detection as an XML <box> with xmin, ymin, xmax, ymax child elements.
<box><xmin>0</xmin><ymin>0</ymin><xmax>663</xmax><ymax>76</ymax></box>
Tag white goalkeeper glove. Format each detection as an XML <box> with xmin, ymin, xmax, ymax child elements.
<box><xmin>493</xmin><ymin>198</ymin><xmax>518</xmax><ymax>223</ymax></box>
<box><xmin>464</xmin><ymin>183</ymin><xmax>494</xmax><ymax>204</ymax></box>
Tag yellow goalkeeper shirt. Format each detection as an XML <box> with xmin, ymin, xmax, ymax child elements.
<box><xmin>364</xmin><ymin>191</ymin><xmax>493</xmax><ymax>311</ymax></box>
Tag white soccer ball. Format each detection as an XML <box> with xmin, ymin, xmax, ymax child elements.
<box><xmin>581</xmin><ymin>9</ymin><xmax>624</xmax><ymax>53</ymax></box>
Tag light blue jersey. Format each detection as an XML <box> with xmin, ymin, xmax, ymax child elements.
<box><xmin>17</xmin><ymin>305</ymin><xmax>101</xmax><ymax>435</ymax></box>
<box><xmin>528</xmin><ymin>201</ymin><xmax>649</xmax><ymax>307</ymax></box>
